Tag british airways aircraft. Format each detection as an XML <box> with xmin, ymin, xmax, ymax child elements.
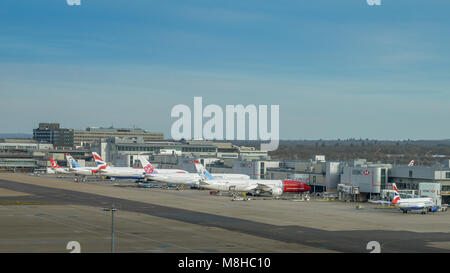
<box><xmin>392</xmin><ymin>183</ymin><xmax>436</xmax><ymax>214</ymax></box>
<box><xmin>92</xmin><ymin>152</ymin><xmax>187</xmax><ymax>180</ymax></box>
<box><xmin>65</xmin><ymin>153</ymin><xmax>105</xmax><ymax>177</ymax></box>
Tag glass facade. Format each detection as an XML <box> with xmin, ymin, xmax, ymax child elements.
<box><xmin>381</xmin><ymin>168</ymin><xmax>386</xmax><ymax>189</ymax></box>
<box><xmin>116</xmin><ymin>145</ymin><xmax>216</xmax><ymax>153</ymax></box>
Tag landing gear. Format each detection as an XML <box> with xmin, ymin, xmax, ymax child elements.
<box><xmin>402</xmin><ymin>209</ymin><xmax>407</xmax><ymax>214</ymax></box>
<box><xmin>231</xmin><ymin>193</ymin><xmax>249</xmax><ymax>201</ymax></box>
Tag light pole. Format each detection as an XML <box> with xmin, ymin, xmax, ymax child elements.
<box><xmin>102</xmin><ymin>204</ymin><xmax>117</xmax><ymax>253</ymax></box>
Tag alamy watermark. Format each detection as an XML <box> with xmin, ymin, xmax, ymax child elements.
<box><xmin>66</xmin><ymin>241</ymin><xmax>81</xmax><ymax>253</ymax></box>
<box><xmin>366</xmin><ymin>0</ymin><xmax>381</xmax><ymax>6</ymax></box>
<box><xmin>66</xmin><ymin>0</ymin><xmax>81</xmax><ymax>6</ymax></box>
<box><xmin>171</xmin><ymin>97</ymin><xmax>279</xmax><ymax>151</ymax></box>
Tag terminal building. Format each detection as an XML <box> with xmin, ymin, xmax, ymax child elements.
<box><xmin>0</xmin><ymin>137</ymin><xmax>93</xmax><ymax>172</ymax></box>
<box><xmin>33</xmin><ymin>123</ymin><xmax>74</xmax><ymax>149</ymax></box>
<box><xmin>73</xmin><ymin>126</ymin><xmax>164</xmax><ymax>148</ymax></box>
<box><xmin>0</xmin><ymin>138</ymin><xmax>53</xmax><ymax>150</ymax></box>
<box><xmin>389</xmin><ymin>162</ymin><xmax>450</xmax><ymax>204</ymax></box>
<box><xmin>207</xmin><ymin>159</ymin><xmax>280</xmax><ymax>179</ymax></box>
<box><xmin>0</xmin><ymin>139</ymin><xmax>50</xmax><ymax>172</ymax></box>
<box><xmin>93</xmin><ymin>137</ymin><xmax>271</xmax><ymax>169</ymax></box>
<box><xmin>340</xmin><ymin>160</ymin><xmax>392</xmax><ymax>200</ymax></box>
<box><xmin>93</xmin><ymin>138</ymin><xmax>218</xmax><ymax>167</ymax></box>
<box><xmin>266</xmin><ymin>156</ymin><xmax>341</xmax><ymax>193</ymax></box>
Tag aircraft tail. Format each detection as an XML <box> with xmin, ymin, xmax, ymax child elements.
<box><xmin>91</xmin><ymin>152</ymin><xmax>109</xmax><ymax>173</ymax></box>
<box><xmin>138</xmin><ymin>156</ymin><xmax>156</xmax><ymax>174</ymax></box>
<box><xmin>194</xmin><ymin>160</ymin><xmax>214</xmax><ymax>181</ymax></box>
<box><xmin>49</xmin><ymin>158</ymin><xmax>59</xmax><ymax>169</ymax></box>
<box><xmin>92</xmin><ymin>152</ymin><xmax>106</xmax><ymax>166</ymax></box>
<box><xmin>392</xmin><ymin>183</ymin><xmax>401</xmax><ymax>205</ymax></box>
<box><xmin>65</xmin><ymin>153</ymin><xmax>80</xmax><ymax>168</ymax></box>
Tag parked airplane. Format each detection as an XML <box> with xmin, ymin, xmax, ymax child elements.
<box><xmin>392</xmin><ymin>183</ymin><xmax>435</xmax><ymax>214</ymax></box>
<box><xmin>193</xmin><ymin>161</ymin><xmax>250</xmax><ymax>180</ymax></box>
<box><xmin>141</xmin><ymin>158</ymin><xmax>250</xmax><ymax>185</ymax></box>
<box><xmin>196</xmin><ymin>162</ymin><xmax>311</xmax><ymax>197</ymax></box>
<box><xmin>49</xmin><ymin>158</ymin><xmax>70</xmax><ymax>175</ymax></box>
<box><xmin>136</xmin><ymin>155</ymin><xmax>188</xmax><ymax>175</ymax></box>
<box><xmin>65</xmin><ymin>153</ymin><xmax>104</xmax><ymax>177</ymax></box>
<box><xmin>92</xmin><ymin>153</ymin><xmax>187</xmax><ymax>180</ymax></box>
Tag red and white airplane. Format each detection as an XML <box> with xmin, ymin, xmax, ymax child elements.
<box><xmin>196</xmin><ymin>161</ymin><xmax>311</xmax><ymax>197</ymax></box>
<box><xmin>92</xmin><ymin>152</ymin><xmax>188</xmax><ymax>180</ymax></box>
<box><xmin>371</xmin><ymin>183</ymin><xmax>436</xmax><ymax>214</ymax></box>
<box><xmin>392</xmin><ymin>183</ymin><xmax>435</xmax><ymax>214</ymax></box>
<box><xmin>49</xmin><ymin>157</ymin><xmax>71</xmax><ymax>175</ymax></box>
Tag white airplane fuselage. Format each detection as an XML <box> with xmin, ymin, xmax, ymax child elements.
<box><xmin>201</xmin><ymin>179</ymin><xmax>282</xmax><ymax>192</ymax></box>
<box><xmin>69</xmin><ymin>167</ymin><xmax>100</xmax><ymax>176</ymax></box>
<box><xmin>396</xmin><ymin>197</ymin><xmax>434</xmax><ymax>211</ymax></box>
<box><xmin>53</xmin><ymin>168</ymin><xmax>71</xmax><ymax>175</ymax></box>
<box><xmin>200</xmin><ymin>178</ymin><xmax>311</xmax><ymax>197</ymax></box>
<box><xmin>146</xmin><ymin>173</ymin><xmax>250</xmax><ymax>185</ymax></box>
<box><xmin>99</xmin><ymin>167</ymin><xmax>147</xmax><ymax>179</ymax></box>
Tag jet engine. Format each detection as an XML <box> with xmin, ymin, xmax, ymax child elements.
<box><xmin>271</xmin><ymin>187</ymin><xmax>283</xmax><ymax>196</ymax></box>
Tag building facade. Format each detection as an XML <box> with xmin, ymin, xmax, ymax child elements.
<box><xmin>73</xmin><ymin>127</ymin><xmax>164</xmax><ymax>147</ymax></box>
<box><xmin>93</xmin><ymin>138</ymin><xmax>218</xmax><ymax>167</ymax></box>
<box><xmin>389</xmin><ymin>165</ymin><xmax>450</xmax><ymax>204</ymax></box>
<box><xmin>33</xmin><ymin>123</ymin><xmax>74</xmax><ymax>148</ymax></box>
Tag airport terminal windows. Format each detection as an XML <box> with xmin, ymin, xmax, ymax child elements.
<box><xmin>181</xmin><ymin>147</ymin><xmax>215</xmax><ymax>153</ymax></box>
<box><xmin>381</xmin><ymin>168</ymin><xmax>386</xmax><ymax>189</ymax></box>
<box><xmin>117</xmin><ymin>146</ymin><xmax>158</xmax><ymax>152</ymax></box>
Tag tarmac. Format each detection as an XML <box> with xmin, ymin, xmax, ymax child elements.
<box><xmin>0</xmin><ymin>173</ymin><xmax>449</xmax><ymax>253</ymax></box>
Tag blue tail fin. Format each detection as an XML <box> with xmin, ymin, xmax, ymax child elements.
<box><xmin>194</xmin><ymin>160</ymin><xmax>214</xmax><ymax>180</ymax></box>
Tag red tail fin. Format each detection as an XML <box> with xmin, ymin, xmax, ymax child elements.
<box><xmin>49</xmin><ymin>158</ymin><xmax>59</xmax><ymax>168</ymax></box>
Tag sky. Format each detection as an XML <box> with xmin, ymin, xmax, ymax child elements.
<box><xmin>0</xmin><ymin>0</ymin><xmax>449</xmax><ymax>140</ymax></box>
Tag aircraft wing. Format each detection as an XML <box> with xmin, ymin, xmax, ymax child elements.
<box><xmin>255</xmin><ymin>183</ymin><xmax>274</xmax><ymax>193</ymax></box>
<box><xmin>199</xmin><ymin>181</ymin><xmax>211</xmax><ymax>186</ymax></box>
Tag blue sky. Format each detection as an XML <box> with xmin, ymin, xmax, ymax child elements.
<box><xmin>0</xmin><ymin>0</ymin><xmax>449</xmax><ymax>140</ymax></box>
